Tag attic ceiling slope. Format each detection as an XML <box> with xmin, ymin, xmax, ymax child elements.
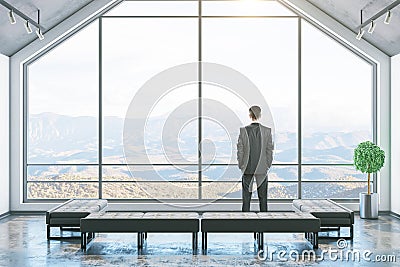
<box><xmin>2</xmin><ymin>1</ymin><xmax>398</xmax><ymax>56</ymax></box>
<box><xmin>306</xmin><ymin>0</ymin><xmax>400</xmax><ymax>56</ymax></box>
<box><xmin>0</xmin><ymin>0</ymin><xmax>93</xmax><ymax>56</ymax></box>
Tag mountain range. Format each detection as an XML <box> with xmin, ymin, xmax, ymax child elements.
<box><xmin>27</xmin><ymin>113</ymin><xmax>369</xmax><ymax>199</ymax></box>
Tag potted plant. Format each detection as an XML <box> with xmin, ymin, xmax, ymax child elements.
<box><xmin>353</xmin><ymin>141</ymin><xmax>385</xmax><ymax>219</ymax></box>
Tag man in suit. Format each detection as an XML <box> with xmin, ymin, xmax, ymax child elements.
<box><xmin>237</xmin><ymin>106</ymin><xmax>274</xmax><ymax>212</ymax></box>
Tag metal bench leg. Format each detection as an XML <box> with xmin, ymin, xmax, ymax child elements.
<box><xmin>47</xmin><ymin>225</ymin><xmax>50</xmax><ymax>240</ymax></box>
<box><xmin>81</xmin><ymin>232</ymin><xmax>84</xmax><ymax>249</ymax></box>
<box><xmin>192</xmin><ymin>232</ymin><xmax>198</xmax><ymax>252</ymax></box>
<box><xmin>144</xmin><ymin>232</ymin><xmax>148</xmax><ymax>240</ymax></box>
<box><xmin>201</xmin><ymin>232</ymin><xmax>204</xmax><ymax>250</ymax></box>
<box><xmin>137</xmin><ymin>232</ymin><xmax>143</xmax><ymax>249</ymax></box>
<box><xmin>313</xmin><ymin>232</ymin><xmax>318</xmax><ymax>249</ymax></box>
<box><xmin>201</xmin><ymin>232</ymin><xmax>207</xmax><ymax>252</ymax></box>
<box><xmin>254</xmin><ymin>232</ymin><xmax>258</xmax><ymax>240</ymax></box>
<box><xmin>81</xmin><ymin>232</ymin><xmax>87</xmax><ymax>250</ymax></box>
<box><xmin>258</xmin><ymin>232</ymin><xmax>264</xmax><ymax>250</ymax></box>
<box><xmin>350</xmin><ymin>225</ymin><xmax>354</xmax><ymax>239</ymax></box>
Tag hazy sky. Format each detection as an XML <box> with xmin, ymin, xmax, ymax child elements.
<box><xmin>28</xmin><ymin>0</ymin><xmax>372</xmax><ymax>133</ymax></box>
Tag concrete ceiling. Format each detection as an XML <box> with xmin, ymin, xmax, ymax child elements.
<box><xmin>0</xmin><ymin>0</ymin><xmax>399</xmax><ymax>57</ymax></box>
<box><xmin>0</xmin><ymin>0</ymin><xmax>93</xmax><ymax>56</ymax></box>
<box><xmin>306</xmin><ymin>0</ymin><xmax>400</xmax><ymax>56</ymax></box>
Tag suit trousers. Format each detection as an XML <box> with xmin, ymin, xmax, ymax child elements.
<box><xmin>242</xmin><ymin>173</ymin><xmax>268</xmax><ymax>212</ymax></box>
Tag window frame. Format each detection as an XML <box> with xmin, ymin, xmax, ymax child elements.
<box><xmin>22</xmin><ymin>0</ymin><xmax>377</xmax><ymax>203</ymax></box>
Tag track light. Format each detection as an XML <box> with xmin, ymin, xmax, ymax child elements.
<box><xmin>8</xmin><ymin>9</ymin><xmax>16</xmax><ymax>24</ymax></box>
<box><xmin>0</xmin><ymin>3</ymin><xmax>46</xmax><ymax>41</ymax></box>
<box><xmin>368</xmin><ymin>20</ymin><xmax>376</xmax><ymax>34</ymax></box>
<box><xmin>356</xmin><ymin>1</ymin><xmax>400</xmax><ymax>40</ymax></box>
<box><xmin>356</xmin><ymin>28</ymin><xmax>365</xmax><ymax>40</ymax></box>
<box><xmin>384</xmin><ymin>10</ymin><xmax>392</xmax><ymax>24</ymax></box>
<box><xmin>35</xmin><ymin>28</ymin><xmax>44</xmax><ymax>40</ymax></box>
<box><xmin>24</xmin><ymin>20</ymin><xmax>33</xmax><ymax>34</ymax></box>
<box><xmin>34</xmin><ymin>10</ymin><xmax>44</xmax><ymax>40</ymax></box>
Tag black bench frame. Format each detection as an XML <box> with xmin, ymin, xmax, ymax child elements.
<box><xmin>200</xmin><ymin>213</ymin><xmax>320</xmax><ymax>253</ymax></box>
<box><xmin>46</xmin><ymin>199</ymin><xmax>107</xmax><ymax>240</ymax></box>
<box><xmin>80</xmin><ymin>213</ymin><xmax>199</xmax><ymax>253</ymax></box>
<box><xmin>293</xmin><ymin>199</ymin><xmax>354</xmax><ymax>240</ymax></box>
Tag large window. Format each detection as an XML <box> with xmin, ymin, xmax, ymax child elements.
<box><xmin>24</xmin><ymin>1</ymin><xmax>374</xmax><ymax>201</ymax></box>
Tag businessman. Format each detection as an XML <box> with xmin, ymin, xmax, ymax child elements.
<box><xmin>237</xmin><ymin>106</ymin><xmax>274</xmax><ymax>212</ymax></box>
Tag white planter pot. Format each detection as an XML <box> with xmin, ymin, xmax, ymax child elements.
<box><xmin>359</xmin><ymin>192</ymin><xmax>379</xmax><ymax>219</ymax></box>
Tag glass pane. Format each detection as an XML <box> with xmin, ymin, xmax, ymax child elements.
<box><xmin>27</xmin><ymin>21</ymin><xmax>99</xmax><ymax>164</ymax></box>
<box><xmin>102</xmin><ymin>182</ymin><xmax>198</xmax><ymax>199</ymax></box>
<box><xmin>102</xmin><ymin>165</ymin><xmax>132</xmax><ymax>181</ymax></box>
<box><xmin>143</xmin><ymin>85</ymin><xmax>198</xmax><ymax>164</ymax></box>
<box><xmin>203</xmin><ymin>1</ymin><xmax>297</xmax><ymax>16</ymax></box>
<box><xmin>104</xmin><ymin>1</ymin><xmax>197</xmax><ymax>16</ymax></box>
<box><xmin>201</xmin><ymin>181</ymin><xmax>298</xmax><ymax>199</ymax></box>
<box><xmin>301</xmin><ymin>20</ymin><xmax>373</xmax><ymax>164</ymax></box>
<box><xmin>202</xmin><ymin>165</ymin><xmax>297</xmax><ymax>181</ymax></box>
<box><xmin>269</xmin><ymin>166</ymin><xmax>298</xmax><ymax>181</ymax></box>
<box><xmin>203</xmin><ymin>18</ymin><xmax>298</xmax><ymax>164</ymax></box>
<box><xmin>202</xmin><ymin>165</ymin><xmax>242</xmax><ymax>181</ymax></box>
<box><xmin>103</xmin><ymin>165</ymin><xmax>198</xmax><ymax>181</ymax></box>
<box><xmin>201</xmin><ymin>182</ymin><xmax>241</xmax><ymax>199</ymax></box>
<box><xmin>302</xmin><ymin>182</ymin><xmax>368</xmax><ymax>199</ymax></box>
<box><xmin>102</xmin><ymin>18</ymin><xmax>198</xmax><ymax>164</ymax></box>
<box><xmin>268</xmin><ymin>182</ymin><xmax>298</xmax><ymax>199</ymax></box>
<box><xmin>27</xmin><ymin>182</ymin><xmax>98</xmax><ymax>199</ymax></box>
<box><xmin>302</xmin><ymin>166</ymin><xmax>366</xmax><ymax>181</ymax></box>
<box><xmin>27</xmin><ymin>165</ymin><xmax>98</xmax><ymax>181</ymax></box>
<box><xmin>202</xmin><ymin>84</ymin><xmax>249</xmax><ymax>164</ymax></box>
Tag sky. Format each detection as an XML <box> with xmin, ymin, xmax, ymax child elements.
<box><xmin>27</xmin><ymin>0</ymin><xmax>372</xmax><ymax>134</ymax></box>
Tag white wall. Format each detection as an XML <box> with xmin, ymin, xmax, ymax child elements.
<box><xmin>0</xmin><ymin>54</ymin><xmax>10</xmax><ymax>215</ymax></box>
<box><xmin>9</xmin><ymin>0</ymin><xmax>391</xmax><ymax>211</ymax></box>
<box><xmin>282</xmin><ymin>0</ymin><xmax>391</xmax><ymax>212</ymax></box>
<box><xmin>10</xmin><ymin>0</ymin><xmax>120</xmax><ymax>211</ymax></box>
<box><xmin>391</xmin><ymin>54</ymin><xmax>400</xmax><ymax>215</ymax></box>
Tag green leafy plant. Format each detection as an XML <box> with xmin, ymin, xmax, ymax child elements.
<box><xmin>354</xmin><ymin>141</ymin><xmax>385</xmax><ymax>195</ymax></box>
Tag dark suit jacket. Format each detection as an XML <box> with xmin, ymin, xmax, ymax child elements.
<box><xmin>237</xmin><ymin>123</ymin><xmax>274</xmax><ymax>174</ymax></box>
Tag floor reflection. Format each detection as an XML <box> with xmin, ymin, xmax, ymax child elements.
<box><xmin>0</xmin><ymin>215</ymin><xmax>399</xmax><ymax>266</ymax></box>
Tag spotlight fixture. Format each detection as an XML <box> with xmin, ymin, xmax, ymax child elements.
<box><xmin>35</xmin><ymin>10</ymin><xmax>44</xmax><ymax>40</ymax></box>
<box><xmin>368</xmin><ymin>20</ymin><xmax>376</xmax><ymax>33</ymax></box>
<box><xmin>35</xmin><ymin>28</ymin><xmax>44</xmax><ymax>40</ymax></box>
<box><xmin>356</xmin><ymin>28</ymin><xmax>365</xmax><ymax>40</ymax></box>
<box><xmin>384</xmin><ymin>10</ymin><xmax>392</xmax><ymax>24</ymax></box>
<box><xmin>24</xmin><ymin>20</ymin><xmax>33</xmax><ymax>34</ymax></box>
<box><xmin>0</xmin><ymin>2</ymin><xmax>46</xmax><ymax>40</ymax></box>
<box><xmin>356</xmin><ymin>1</ymin><xmax>400</xmax><ymax>40</ymax></box>
<box><xmin>8</xmin><ymin>9</ymin><xmax>16</xmax><ymax>24</ymax></box>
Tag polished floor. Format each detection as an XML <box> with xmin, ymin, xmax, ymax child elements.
<box><xmin>0</xmin><ymin>214</ymin><xmax>399</xmax><ymax>266</ymax></box>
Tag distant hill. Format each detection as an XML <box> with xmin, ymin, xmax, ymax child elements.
<box><xmin>27</xmin><ymin>112</ymin><xmax>369</xmax><ymax>199</ymax></box>
<box><xmin>28</xmin><ymin>112</ymin><xmax>370</xmax><ymax>164</ymax></box>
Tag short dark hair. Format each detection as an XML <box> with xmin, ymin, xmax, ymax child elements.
<box><xmin>249</xmin><ymin>106</ymin><xmax>261</xmax><ymax>120</ymax></box>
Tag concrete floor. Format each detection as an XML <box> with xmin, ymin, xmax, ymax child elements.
<box><xmin>0</xmin><ymin>214</ymin><xmax>399</xmax><ymax>266</ymax></box>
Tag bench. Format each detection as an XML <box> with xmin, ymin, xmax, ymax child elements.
<box><xmin>80</xmin><ymin>212</ymin><xmax>144</xmax><ymax>249</ymax></box>
<box><xmin>46</xmin><ymin>199</ymin><xmax>108</xmax><ymax>240</ymax></box>
<box><xmin>292</xmin><ymin>199</ymin><xmax>354</xmax><ymax>239</ymax></box>
<box><xmin>201</xmin><ymin>212</ymin><xmax>320</xmax><ymax>251</ymax></box>
<box><xmin>80</xmin><ymin>212</ymin><xmax>200</xmax><ymax>252</ymax></box>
